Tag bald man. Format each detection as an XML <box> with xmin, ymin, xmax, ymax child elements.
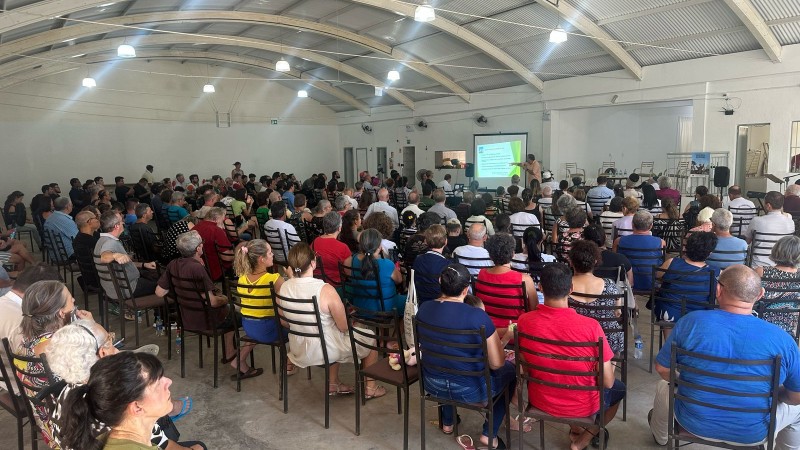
<box><xmin>649</xmin><ymin>265</ymin><xmax>800</xmax><ymax>447</ymax></box>
<box><xmin>452</xmin><ymin>223</ymin><xmax>491</xmax><ymax>276</ymax></box>
<box><xmin>363</xmin><ymin>187</ymin><xmax>399</xmax><ymax>230</ymax></box>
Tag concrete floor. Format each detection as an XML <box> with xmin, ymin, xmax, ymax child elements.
<box><xmin>0</xmin><ymin>285</ymin><xmax>720</xmax><ymax>450</ymax></box>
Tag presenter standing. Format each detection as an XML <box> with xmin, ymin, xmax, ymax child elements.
<box><xmin>511</xmin><ymin>154</ymin><xmax>541</xmax><ymax>185</ymax></box>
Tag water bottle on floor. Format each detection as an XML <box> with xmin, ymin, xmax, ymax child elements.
<box><xmin>155</xmin><ymin>318</ymin><xmax>164</xmax><ymax>336</ymax></box>
<box><xmin>175</xmin><ymin>329</ymin><xmax>182</xmax><ymax>354</ymax></box>
<box><xmin>634</xmin><ymin>334</ymin><xmax>643</xmax><ymax>359</ymax></box>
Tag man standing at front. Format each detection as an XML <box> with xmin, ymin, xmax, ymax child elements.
<box><xmin>649</xmin><ymin>265</ymin><xmax>800</xmax><ymax>448</ymax></box>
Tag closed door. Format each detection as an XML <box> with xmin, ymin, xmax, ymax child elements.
<box><xmin>402</xmin><ymin>146</ymin><xmax>416</xmax><ymax>187</ymax></box>
<box><xmin>356</xmin><ymin>148</ymin><xmax>368</xmax><ymax>178</ymax></box>
<box><xmin>343</xmin><ymin>147</ymin><xmax>354</xmax><ymax>186</ymax></box>
<box><xmin>377</xmin><ymin>147</ymin><xmax>388</xmax><ymax>177</ymax></box>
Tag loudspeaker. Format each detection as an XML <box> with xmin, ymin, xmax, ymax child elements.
<box><xmin>465</xmin><ymin>163</ymin><xmax>474</xmax><ymax>178</ymax></box>
<box><xmin>713</xmin><ymin>166</ymin><xmax>730</xmax><ymax>188</ymax></box>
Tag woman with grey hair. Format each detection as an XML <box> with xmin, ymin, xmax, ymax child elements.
<box><xmin>549</xmin><ymin>192</ymin><xmax>577</xmax><ymax>242</ymax></box>
<box><xmin>18</xmin><ymin>280</ymin><xmax>91</xmax><ymax>446</ymax></box>
<box><xmin>755</xmin><ymin>235</ymin><xmax>800</xmax><ymax>335</ymax></box>
<box><xmin>306</xmin><ymin>199</ymin><xmax>332</xmax><ymax>241</ymax></box>
<box><xmin>167</xmin><ymin>191</ymin><xmax>189</xmax><ymax>224</ymax></box>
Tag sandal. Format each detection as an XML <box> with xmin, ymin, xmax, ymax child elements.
<box><xmin>364</xmin><ymin>385</ymin><xmax>387</xmax><ymax>400</ymax></box>
<box><xmin>456</xmin><ymin>435</ymin><xmax>476</xmax><ymax>450</ymax></box>
<box><xmin>328</xmin><ymin>383</ymin><xmax>355</xmax><ymax>396</ymax></box>
<box><xmin>477</xmin><ymin>437</ymin><xmax>507</xmax><ymax>450</ymax></box>
<box><xmin>230</xmin><ymin>367</ymin><xmax>264</xmax><ymax>381</ymax></box>
<box><xmin>286</xmin><ymin>361</ymin><xmax>298</xmax><ymax>376</ymax></box>
<box><xmin>508</xmin><ymin>415</ymin><xmax>535</xmax><ymax>433</ymax></box>
<box><xmin>169</xmin><ymin>397</ymin><xmax>192</xmax><ymax>422</ymax></box>
<box><xmin>591</xmin><ymin>429</ymin><xmax>609</xmax><ymax>448</ymax></box>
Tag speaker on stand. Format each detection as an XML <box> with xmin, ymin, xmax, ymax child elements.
<box><xmin>713</xmin><ymin>166</ymin><xmax>730</xmax><ymax>201</ymax></box>
<box><xmin>465</xmin><ymin>163</ymin><xmax>474</xmax><ymax>179</ymax></box>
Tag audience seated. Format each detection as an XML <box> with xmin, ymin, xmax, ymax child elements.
<box><xmin>517</xmin><ymin>263</ymin><xmax>626</xmax><ymax>449</ymax></box>
<box><xmin>707</xmin><ymin>208</ymin><xmax>748</xmax><ymax>269</ymax></box>
<box><xmin>310</xmin><ymin>212</ymin><xmax>352</xmax><ymax>287</ymax></box>
<box><xmin>537</xmin><ymin>185</ymin><xmax>553</xmax><ymax>211</ymax></box>
<box><xmin>453</xmin><ymin>223</ymin><xmax>492</xmax><ymax>276</ymax></box>
<box><xmin>427</xmin><ymin>189</ymin><xmax>457</xmax><ymax>222</ymax></box>
<box><xmin>192</xmin><ymin>207</ymin><xmax>234</xmax><ymax>281</ymax></box>
<box><xmin>402</xmin><ymin>212</ymin><xmax>440</xmax><ymax>266</ymax></box>
<box><xmin>723</xmin><ymin>184</ymin><xmax>756</xmax><ymax>210</ymax></box>
<box><xmin>44</xmin><ymin>197</ymin><xmax>79</xmax><ymax>260</ymax></box>
<box><xmin>784</xmin><ymin>184</ymin><xmax>800</xmax><ymax>214</ymax></box>
<box><xmin>343</xmin><ymin>229</ymin><xmax>404</xmax><ymax>313</ymax></box>
<box><xmin>161</xmin><ymin>215</ymin><xmax>196</xmax><ymax>262</ymax></box>
<box><xmin>649</xmin><ymin>265</ymin><xmax>800</xmax><ymax>447</ymax></box>
<box><xmin>113</xmin><ymin>176</ymin><xmax>133</xmax><ymax>204</ymax></box>
<box><xmin>582</xmin><ymin>224</ymin><xmax>632</xmax><ymax>285</ymax></box>
<box><xmin>654</xmin><ymin>176</ymin><xmax>680</xmax><ymax>205</ymax></box>
<box><xmin>555</xmin><ymin>207</ymin><xmax>587</xmax><ymax>262</ymax></box>
<box><xmin>614</xmin><ymin>210</ymin><xmax>665</xmax><ymax>292</ymax></box>
<box><xmin>363</xmin><ymin>188</ymin><xmax>399</xmax><ymax>230</ymax></box>
<box><xmin>466</xmin><ymin>198</ymin><xmax>495</xmax><ymax>235</ymax></box>
<box><xmin>477</xmin><ymin>233</ymin><xmax>537</xmax><ymax>331</ymax></box>
<box><xmin>454</xmin><ymin>191</ymin><xmax>473</xmax><ymax>224</ymax></box>
<box><xmin>444</xmin><ymin>219</ymin><xmax>466</xmax><ymax>256</ymax></box>
<box><xmin>512</xmin><ymin>227</ymin><xmax>555</xmax><ymax>276</ymax></box>
<box><xmin>745</xmin><ymin>191</ymin><xmax>796</xmax><ymax>267</ymax></box>
<box><xmin>339</xmin><ymin>210</ymin><xmax>361</xmax><ymax>253</ymax></box>
<box><xmin>4</xmin><ymin>190</ymin><xmax>42</xmax><ymax>249</ymax></box>
<box><xmin>611</xmin><ymin>196</ymin><xmax>639</xmax><ymax>239</ymax></box>
<box><xmin>754</xmin><ymin>236</ymin><xmax>800</xmax><ymax>335</ymax></box>
<box><xmin>306</xmin><ymin>199</ymin><xmax>332</xmax><ymax>241</ymax></box>
<box><xmin>655</xmin><ymin>197</ymin><xmax>679</xmax><ymax>220</ymax></box>
<box><xmin>508</xmin><ymin>197</ymin><xmax>539</xmax><ymax>238</ymax></box>
<box><xmin>567</xmin><ymin>240</ymin><xmax>624</xmax><ymax>354</ymax></box>
<box><xmin>362</xmin><ymin>212</ymin><xmax>396</xmax><ymax>259</ymax></box>
<box><xmin>640</xmin><ymin>184</ymin><xmax>662</xmax><ymax>215</ymax></box>
<box><xmin>401</xmin><ymin>191</ymin><xmax>424</xmax><ymax>218</ymax></box>
<box><xmin>416</xmin><ymin>263</ymin><xmax>524</xmax><ymax>448</ymax></box>
<box><xmin>129</xmin><ymin>204</ymin><xmax>161</xmax><ymax>260</ymax></box>
<box><xmin>94</xmin><ymin>210</ymin><xmax>158</xmax><ymax>299</ymax></box>
<box><xmin>412</xmin><ymin>224</ymin><xmax>450</xmax><ymax>303</ymax></box>
<box><xmin>482</xmin><ymin>193</ymin><xmax>498</xmax><ymax>219</ymax></box>
<box><xmin>282</xmin><ymin>243</ymin><xmax>384</xmax><ymax>398</ymax></box>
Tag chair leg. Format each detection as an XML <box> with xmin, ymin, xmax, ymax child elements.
<box><xmin>180</xmin><ymin>329</ymin><xmax>186</xmax><ymax>379</ymax></box>
<box><xmin>235</xmin><ymin>330</ymin><xmax>242</xmax><ymax>393</ymax></box>
<box><xmin>622</xmin><ymin>359</ymin><xmax>627</xmax><ymax>422</ymax></box>
<box><xmin>271</xmin><ymin>346</ymin><xmax>276</xmax><ymax>374</ymax></box>
<box><xmin>213</xmin><ymin>334</ymin><xmax>219</xmax><ymax>389</ymax></box>
<box><xmin>649</xmin><ymin>322</ymin><xmax>656</xmax><ymax>374</ymax></box>
<box><xmin>539</xmin><ymin>419</ymin><xmax>545</xmax><ymax>450</ymax></box>
<box><xmin>324</xmin><ymin>365</ymin><xmax>330</xmax><ymax>429</ymax></box>
<box><xmin>198</xmin><ymin>334</ymin><xmax>204</xmax><ymax>368</ymax></box>
<box><xmin>403</xmin><ymin>388</ymin><xmax>410</xmax><ymax>450</ymax></box>
<box><xmin>165</xmin><ymin>306</ymin><xmax>172</xmax><ymax>361</ymax></box>
<box><xmin>355</xmin><ymin>370</ymin><xmax>361</xmax><ymax>436</ymax></box>
<box><xmin>420</xmin><ymin>395</ymin><xmax>426</xmax><ymax>450</ymax></box>
<box><xmin>30</xmin><ymin>422</ymin><xmax>38</xmax><ymax>450</ymax></box>
<box><xmin>134</xmin><ymin>310</ymin><xmax>140</xmax><ymax>348</ymax></box>
<box><xmin>16</xmin><ymin>416</ymin><xmax>23</xmax><ymax>450</ymax></box>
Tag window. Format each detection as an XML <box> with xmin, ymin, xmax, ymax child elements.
<box><xmin>792</xmin><ymin>121</ymin><xmax>800</xmax><ymax>172</ymax></box>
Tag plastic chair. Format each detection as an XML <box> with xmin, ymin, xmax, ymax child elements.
<box><xmin>413</xmin><ymin>318</ymin><xmax>511</xmax><ymax>450</ymax></box>
<box><xmin>347</xmin><ymin>306</ymin><xmax>419</xmax><ymax>450</ymax></box>
<box><xmin>648</xmin><ymin>266</ymin><xmax>716</xmax><ymax>373</ymax></box>
<box><xmin>667</xmin><ymin>345</ymin><xmax>780</xmax><ymax>450</ymax></box>
<box><xmin>514</xmin><ymin>330</ymin><xmax>608</xmax><ymax>450</ymax></box>
<box><xmin>565</xmin><ymin>163</ymin><xmax>586</xmax><ymax>182</ymax></box>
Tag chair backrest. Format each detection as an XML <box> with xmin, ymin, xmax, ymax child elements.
<box><xmin>668</xmin><ymin>345</ymin><xmax>781</xmax><ymax>448</ymax></box>
<box><xmin>729</xmin><ymin>206</ymin><xmax>758</xmax><ymax>237</ymax></box>
<box><xmin>652</xmin><ymin>219</ymin><xmax>685</xmax><ymax>253</ymax></box>
<box><xmin>452</xmin><ymin>253</ymin><xmax>493</xmax><ymax>275</ymax></box>
<box><xmin>593</xmin><ymin>265</ymin><xmax>624</xmax><ymax>283</ymax></box>
<box><xmin>472</xmin><ymin>277</ymin><xmax>528</xmax><ymax>325</ymax></box>
<box><xmin>527</xmin><ymin>260</ymin><xmax>555</xmax><ymax>282</ymax></box>
<box><xmin>638</xmin><ymin>161</ymin><xmax>654</xmax><ymax>174</ymax></box>
<box><xmin>749</xmin><ymin>231</ymin><xmax>795</xmax><ymax>266</ymax></box>
<box><xmin>413</xmin><ymin>317</ymin><xmax>492</xmax><ymax>399</ymax></box>
<box><xmin>213</xmin><ymin>242</ymin><xmax>235</xmax><ymax>281</ymax></box>
<box><xmin>44</xmin><ymin>229</ymin><xmax>70</xmax><ymax>264</ymax></box>
<box><xmin>706</xmin><ymin>247</ymin><xmax>748</xmax><ymax>268</ymax></box>
<box><xmin>226</xmin><ymin>279</ymin><xmax>282</xmax><ymax>339</ymax></box>
<box><xmin>611</xmin><ymin>226</ymin><xmax>633</xmax><ymax>242</ymax></box>
<box><xmin>129</xmin><ymin>226</ymin><xmax>159</xmax><ymax>262</ymax></box>
<box><xmin>223</xmin><ymin>219</ymin><xmax>239</xmax><ymax>244</ymax></box>
<box><xmin>394</xmin><ymin>190</ymin><xmax>408</xmax><ymax>211</ymax></box>
<box><xmin>568</xmin><ymin>290</ymin><xmax>628</xmax><ymax>356</ymax></box>
<box><xmin>511</xmin><ymin>222</ymin><xmax>541</xmax><ymax>238</ymax></box>
<box><xmin>339</xmin><ymin>261</ymin><xmax>389</xmax><ymax>312</ymax></box>
<box><xmin>514</xmin><ymin>330</ymin><xmax>605</xmax><ymax>419</ymax></box>
<box><xmin>587</xmin><ymin>195</ymin><xmax>611</xmax><ymax>216</ymax></box>
<box><xmin>265</xmin><ymin>226</ymin><xmax>290</xmax><ymax>266</ymax></box>
<box><xmin>650</xmin><ymin>266</ymin><xmax>717</xmax><ymax>320</ymax></box>
<box><xmin>167</xmin><ymin>269</ymin><xmax>221</xmax><ymax>332</ymax></box>
<box><xmin>1</xmin><ymin>337</ymin><xmax>55</xmax><ymax>412</ymax></box>
<box><xmin>313</xmin><ymin>255</ymin><xmax>336</xmax><ymax>286</ymax></box>
<box><xmin>274</xmin><ymin>291</ymin><xmax>329</xmax><ymax>365</ymax></box>
<box><xmin>93</xmin><ymin>254</ymin><xmax>118</xmax><ymax>299</ymax></box>
<box><xmin>347</xmin><ymin>306</ymin><xmax>414</xmax><ymax>383</ymax></box>
<box><xmin>617</xmin><ymin>239</ymin><xmax>664</xmax><ymax>291</ymax></box>
<box><xmin>542</xmin><ymin>211</ymin><xmax>558</xmax><ymax>233</ymax></box>
<box><xmin>107</xmin><ymin>261</ymin><xmax>138</xmax><ymax>303</ymax></box>
<box><xmin>757</xmin><ymin>275</ymin><xmax>800</xmax><ymax>342</ymax></box>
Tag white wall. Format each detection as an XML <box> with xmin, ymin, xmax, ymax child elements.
<box><xmin>550</xmin><ymin>102</ymin><xmax>692</xmax><ymax>180</ymax></box>
<box><xmin>0</xmin><ymin>60</ymin><xmax>341</xmax><ymax>197</ymax></box>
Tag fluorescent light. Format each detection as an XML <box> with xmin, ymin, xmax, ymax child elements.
<box><xmin>117</xmin><ymin>44</ymin><xmax>136</xmax><ymax>58</ymax></box>
<box><xmin>375</xmin><ymin>86</ymin><xmax>384</xmax><ymax>97</ymax></box>
<box><xmin>297</xmin><ymin>90</ymin><xmax>308</xmax><ymax>98</ymax></box>
<box><xmin>549</xmin><ymin>27</ymin><xmax>568</xmax><ymax>44</ymax></box>
<box><xmin>82</xmin><ymin>77</ymin><xmax>96</xmax><ymax>88</ymax></box>
<box><xmin>387</xmin><ymin>70</ymin><xmax>400</xmax><ymax>81</ymax></box>
<box><xmin>276</xmin><ymin>58</ymin><xmax>290</xmax><ymax>72</ymax></box>
<box><xmin>203</xmin><ymin>84</ymin><xmax>215</xmax><ymax>93</ymax></box>
<box><xmin>414</xmin><ymin>2</ymin><xmax>436</xmax><ymax>22</ymax></box>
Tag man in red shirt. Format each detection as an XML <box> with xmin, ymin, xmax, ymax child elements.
<box><xmin>517</xmin><ymin>263</ymin><xmax>626</xmax><ymax>450</ymax></box>
<box><xmin>193</xmin><ymin>207</ymin><xmax>233</xmax><ymax>281</ymax></box>
<box><xmin>310</xmin><ymin>212</ymin><xmax>352</xmax><ymax>288</ymax></box>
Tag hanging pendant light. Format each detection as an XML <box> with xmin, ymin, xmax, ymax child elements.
<box><xmin>387</xmin><ymin>70</ymin><xmax>400</xmax><ymax>81</ymax></box>
<box><xmin>203</xmin><ymin>84</ymin><xmax>215</xmax><ymax>93</ymax></box>
<box><xmin>276</xmin><ymin>58</ymin><xmax>290</xmax><ymax>72</ymax></box>
<box><xmin>549</xmin><ymin>27</ymin><xmax>567</xmax><ymax>44</ymax></box>
<box><xmin>414</xmin><ymin>2</ymin><xmax>436</xmax><ymax>22</ymax></box>
<box><xmin>82</xmin><ymin>77</ymin><xmax>96</xmax><ymax>88</ymax></box>
<box><xmin>297</xmin><ymin>89</ymin><xmax>308</xmax><ymax>98</ymax></box>
<box><xmin>117</xmin><ymin>43</ymin><xmax>136</xmax><ymax>57</ymax></box>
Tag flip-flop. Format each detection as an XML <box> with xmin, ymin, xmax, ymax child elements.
<box><xmin>476</xmin><ymin>437</ymin><xmax>507</xmax><ymax>450</ymax></box>
<box><xmin>508</xmin><ymin>415</ymin><xmax>535</xmax><ymax>433</ymax></box>
<box><xmin>591</xmin><ymin>429</ymin><xmax>609</xmax><ymax>448</ymax></box>
<box><xmin>169</xmin><ymin>397</ymin><xmax>192</xmax><ymax>422</ymax></box>
<box><xmin>230</xmin><ymin>367</ymin><xmax>264</xmax><ymax>381</ymax></box>
<box><xmin>456</xmin><ymin>435</ymin><xmax>476</xmax><ymax>450</ymax></box>
<box><xmin>328</xmin><ymin>383</ymin><xmax>355</xmax><ymax>396</ymax></box>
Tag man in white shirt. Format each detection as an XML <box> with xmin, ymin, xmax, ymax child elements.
<box><xmin>744</xmin><ymin>191</ymin><xmax>795</xmax><ymax>267</ymax></box>
<box><xmin>141</xmin><ymin>164</ymin><xmax>154</xmax><ymax>184</ymax></box>
<box><xmin>0</xmin><ymin>263</ymin><xmax>62</xmax><ymax>392</ymax></box>
<box><xmin>401</xmin><ymin>191</ymin><xmax>425</xmax><ymax>218</ymax></box>
<box><xmin>173</xmin><ymin>173</ymin><xmax>187</xmax><ymax>189</ymax></box>
<box><xmin>453</xmin><ymin>223</ymin><xmax>492</xmax><ymax>276</ymax></box>
<box><xmin>364</xmin><ymin>188</ymin><xmax>399</xmax><ymax>230</ymax></box>
<box><xmin>438</xmin><ymin>174</ymin><xmax>453</xmax><ymax>194</ymax></box>
<box><xmin>342</xmin><ymin>187</ymin><xmax>359</xmax><ymax>209</ymax></box>
<box><xmin>538</xmin><ymin>186</ymin><xmax>554</xmax><ymax>211</ymax></box>
<box><xmin>723</xmin><ymin>185</ymin><xmax>757</xmax><ymax>210</ymax></box>
<box><xmin>428</xmin><ymin>189</ymin><xmax>457</xmax><ymax>222</ymax></box>
<box><xmin>264</xmin><ymin>200</ymin><xmax>299</xmax><ymax>262</ymax></box>
<box><xmin>541</xmin><ymin>171</ymin><xmax>559</xmax><ymax>193</ymax></box>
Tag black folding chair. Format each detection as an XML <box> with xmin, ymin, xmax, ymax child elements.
<box><xmin>748</xmin><ymin>231</ymin><xmax>795</xmax><ymax>266</ymax></box>
<box><xmin>0</xmin><ymin>338</ymin><xmax>40</xmax><ymax>450</ymax></box>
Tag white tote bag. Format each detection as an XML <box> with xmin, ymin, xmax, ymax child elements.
<box><xmin>403</xmin><ymin>268</ymin><xmax>418</xmax><ymax>347</ymax></box>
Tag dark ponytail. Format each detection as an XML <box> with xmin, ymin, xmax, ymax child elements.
<box><xmin>59</xmin><ymin>384</ymin><xmax>102</xmax><ymax>450</ymax></box>
<box><xmin>523</xmin><ymin>226</ymin><xmax>544</xmax><ymax>264</ymax></box>
<box><xmin>358</xmin><ymin>228</ymin><xmax>382</xmax><ymax>280</ymax></box>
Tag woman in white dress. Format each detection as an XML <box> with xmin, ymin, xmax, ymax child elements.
<box><xmin>280</xmin><ymin>242</ymin><xmax>386</xmax><ymax>398</ymax></box>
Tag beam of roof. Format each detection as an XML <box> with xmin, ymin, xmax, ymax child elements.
<box><xmin>721</xmin><ymin>0</ymin><xmax>782</xmax><ymax>62</ymax></box>
<box><xmin>347</xmin><ymin>0</ymin><xmax>544</xmax><ymax>91</ymax></box>
<box><xmin>0</xmin><ymin>16</ymin><xmax>419</xmax><ymax>109</ymax></box>
<box><xmin>0</xmin><ymin>6</ymin><xmax>469</xmax><ymax>102</ymax></box>
<box><xmin>535</xmin><ymin>0</ymin><xmax>643</xmax><ymax>80</ymax></box>
<box><xmin>0</xmin><ymin>39</ymin><xmax>372</xmax><ymax>113</ymax></box>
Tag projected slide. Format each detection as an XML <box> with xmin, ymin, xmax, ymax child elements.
<box><xmin>473</xmin><ymin>133</ymin><xmax>528</xmax><ymax>189</ymax></box>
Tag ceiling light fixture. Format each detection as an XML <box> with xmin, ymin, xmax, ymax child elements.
<box><xmin>414</xmin><ymin>2</ymin><xmax>436</xmax><ymax>22</ymax></box>
<box><xmin>549</xmin><ymin>27</ymin><xmax>568</xmax><ymax>44</ymax></box>
<box><xmin>117</xmin><ymin>44</ymin><xmax>136</xmax><ymax>58</ymax></box>
<box><xmin>387</xmin><ymin>70</ymin><xmax>400</xmax><ymax>81</ymax></box>
<box><xmin>203</xmin><ymin>84</ymin><xmax>215</xmax><ymax>93</ymax></box>
<box><xmin>276</xmin><ymin>58</ymin><xmax>290</xmax><ymax>72</ymax></box>
<box><xmin>82</xmin><ymin>77</ymin><xmax>96</xmax><ymax>88</ymax></box>
<box><xmin>297</xmin><ymin>89</ymin><xmax>308</xmax><ymax>98</ymax></box>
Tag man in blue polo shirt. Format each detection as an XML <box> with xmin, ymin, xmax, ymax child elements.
<box><xmin>649</xmin><ymin>265</ymin><xmax>800</xmax><ymax>447</ymax></box>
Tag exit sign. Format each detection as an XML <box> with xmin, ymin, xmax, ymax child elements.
<box><xmin>270</xmin><ymin>119</ymin><xmax>278</xmax><ymax>125</ymax></box>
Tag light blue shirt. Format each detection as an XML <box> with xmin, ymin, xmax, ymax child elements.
<box><xmin>44</xmin><ymin>211</ymin><xmax>79</xmax><ymax>258</ymax></box>
<box><xmin>707</xmin><ymin>235</ymin><xmax>748</xmax><ymax>269</ymax></box>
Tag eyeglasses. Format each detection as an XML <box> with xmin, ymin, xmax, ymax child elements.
<box><xmin>76</xmin><ymin>324</ymin><xmax>114</xmax><ymax>355</ymax></box>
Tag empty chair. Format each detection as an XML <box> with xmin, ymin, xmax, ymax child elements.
<box><xmin>565</xmin><ymin>163</ymin><xmax>586</xmax><ymax>182</ymax></box>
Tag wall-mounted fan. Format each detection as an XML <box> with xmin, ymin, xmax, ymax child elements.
<box><xmin>361</xmin><ymin>123</ymin><xmax>373</xmax><ymax>134</ymax></box>
<box><xmin>473</xmin><ymin>113</ymin><xmax>488</xmax><ymax>127</ymax></box>
<box><xmin>416</xmin><ymin>119</ymin><xmax>428</xmax><ymax>130</ymax></box>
